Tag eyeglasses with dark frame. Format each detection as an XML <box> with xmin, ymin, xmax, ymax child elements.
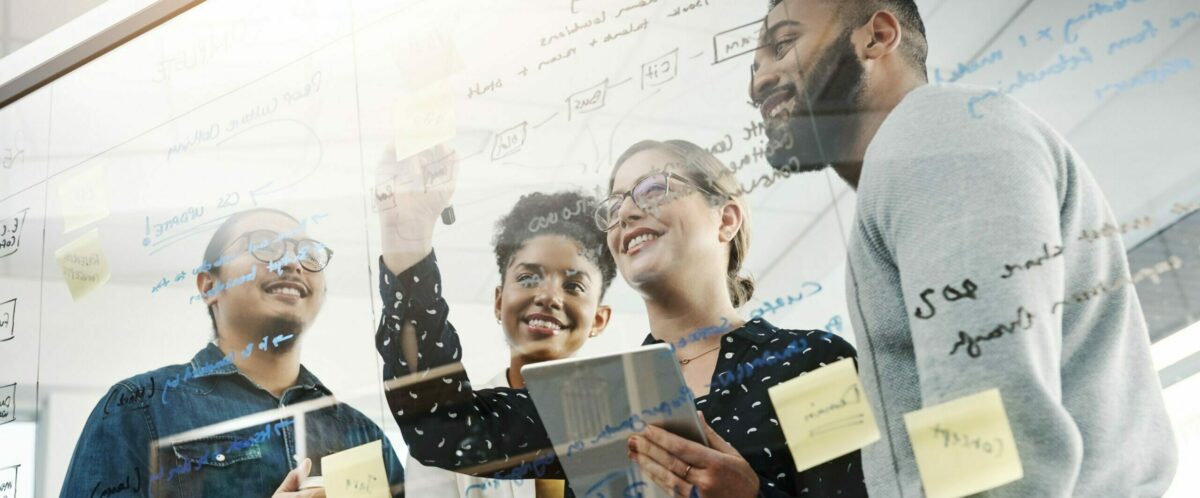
<box><xmin>221</xmin><ymin>229</ymin><xmax>334</xmax><ymax>272</ymax></box>
<box><xmin>594</xmin><ymin>171</ymin><xmax>721</xmax><ymax>231</ymax></box>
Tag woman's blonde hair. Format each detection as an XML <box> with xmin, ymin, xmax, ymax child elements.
<box><xmin>610</xmin><ymin>139</ymin><xmax>755</xmax><ymax>307</ymax></box>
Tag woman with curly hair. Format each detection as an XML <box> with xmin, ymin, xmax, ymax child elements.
<box><xmin>372</xmin><ymin>146</ymin><xmax>616</xmax><ymax>498</ymax></box>
<box><xmin>374</xmin><ymin>142</ymin><xmax>865</xmax><ymax>498</ymax></box>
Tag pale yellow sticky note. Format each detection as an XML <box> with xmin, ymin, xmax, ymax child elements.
<box><xmin>767</xmin><ymin>357</ymin><xmax>880</xmax><ymax>472</ymax></box>
<box><xmin>388</xmin><ymin>27</ymin><xmax>465</xmax><ymax>90</ymax></box>
<box><xmin>57</xmin><ymin>165</ymin><xmax>111</xmax><ymax>233</ymax></box>
<box><xmin>54</xmin><ymin>228</ymin><xmax>111</xmax><ymax>300</ymax></box>
<box><xmin>322</xmin><ymin>440</ymin><xmax>389</xmax><ymax>498</ymax></box>
<box><xmin>904</xmin><ymin>389</ymin><xmax>1023</xmax><ymax>498</ymax></box>
<box><xmin>393</xmin><ymin>82</ymin><xmax>455</xmax><ymax>161</ymax></box>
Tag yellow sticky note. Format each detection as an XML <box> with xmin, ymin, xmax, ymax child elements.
<box><xmin>54</xmin><ymin>229</ymin><xmax>111</xmax><ymax>300</ymax></box>
<box><xmin>767</xmin><ymin>357</ymin><xmax>880</xmax><ymax>472</ymax></box>
<box><xmin>322</xmin><ymin>440</ymin><xmax>389</xmax><ymax>498</ymax></box>
<box><xmin>388</xmin><ymin>27</ymin><xmax>465</xmax><ymax>90</ymax></box>
<box><xmin>393</xmin><ymin>82</ymin><xmax>455</xmax><ymax>161</ymax></box>
<box><xmin>57</xmin><ymin>165</ymin><xmax>111</xmax><ymax>233</ymax></box>
<box><xmin>904</xmin><ymin>389</ymin><xmax>1023</xmax><ymax>498</ymax></box>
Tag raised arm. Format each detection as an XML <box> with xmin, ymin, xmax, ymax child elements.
<box><xmin>372</xmin><ymin>146</ymin><xmax>564</xmax><ymax>481</ymax></box>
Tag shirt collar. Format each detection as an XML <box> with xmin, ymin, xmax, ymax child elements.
<box><xmin>640</xmin><ymin>317</ymin><xmax>778</xmax><ymax>347</ymax></box>
<box><xmin>189</xmin><ymin>343</ymin><xmax>332</xmax><ymax>396</ymax></box>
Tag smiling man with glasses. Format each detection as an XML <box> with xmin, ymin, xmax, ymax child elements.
<box><xmin>60</xmin><ymin>208</ymin><xmax>405</xmax><ymax>498</ymax></box>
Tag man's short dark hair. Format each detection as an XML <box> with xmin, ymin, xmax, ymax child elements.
<box><xmin>201</xmin><ymin>208</ymin><xmax>300</xmax><ymax>335</ymax></box>
<box><xmin>769</xmin><ymin>0</ymin><xmax>928</xmax><ymax>75</ymax></box>
<box><xmin>492</xmin><ymin>191</ymin><xmax>616</xmax><ymax>299</ymax></box>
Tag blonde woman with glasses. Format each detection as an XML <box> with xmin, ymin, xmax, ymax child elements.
<box><xmin>377</xmin><ymin>141</ymin><xmax>866</xmax><ymax>498</ymax></box>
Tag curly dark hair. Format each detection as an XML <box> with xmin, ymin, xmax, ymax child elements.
<box><xmin>492</xmin><ymin>191</ymin><xmax>616</xmax><ymax>298</ymax></box>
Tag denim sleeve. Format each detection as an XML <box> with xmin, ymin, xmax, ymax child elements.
<box><xmin>375</xmin><ymin>251</ymin><xmax>563</xmax><ymax>480</ymax></box>
<box><xmin>60</xmin><ymin>382</ymin><xmax>154</xmax><ymax>498</ymax></box>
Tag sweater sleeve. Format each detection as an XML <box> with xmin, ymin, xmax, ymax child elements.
<box><xmin>869</xmin><ymin>133</ymin><xmax>1081</xmax><ymax>496</ymax></box>
<box><xmin>375</xmin><ymin>251</ymin><xmax>565</xmax><ymax>481</ymax></box>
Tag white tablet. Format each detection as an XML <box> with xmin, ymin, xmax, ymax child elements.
<box><xmin>521</xmin><ymin>343</ymin><xmax>707</xmax><ymax>498</ymax></box>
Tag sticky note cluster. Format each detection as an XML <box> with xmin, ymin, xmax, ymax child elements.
<box><xmin>769</xmin><ymin>360</ymin><xmax>1023</xmax><ymax>498</ymax></box>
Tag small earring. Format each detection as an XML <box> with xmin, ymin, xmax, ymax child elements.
<box><xmin>496</xmin><ymin>318</ymin><xmax>502</xmax><ymax>324</ymax></box>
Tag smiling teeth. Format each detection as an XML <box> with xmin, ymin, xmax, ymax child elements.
<box><xmin>627</xmin><ymin>233</ymin><xmax>659</xmax><ymax>251</ymax></box>
<box><xmin>769</xmin><ymin>104</ymin><xmax>788</xmax><ymax>118</ymax></box>
<box><xmin>527</xmin><ymin>319</ymin><xmax>563</xmax><ymax>330</ymax></box>
<box><xmin>269</xmin><ymin>287</ymin><xmax>301</xmax><ymax>297</ymax></box>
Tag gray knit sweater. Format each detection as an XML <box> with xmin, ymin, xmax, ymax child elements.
<box><xmin>846</xmin><ymin>84</ymin><xmax>1177</xmax><ymax>497</ymax></box>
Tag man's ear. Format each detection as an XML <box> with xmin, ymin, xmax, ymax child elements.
<box><xmin>588</xmin><ymin>304</ymin><xmax>613</xmax><ymax>339</ymax></box>
<box><xmin>197</xmin><ymin>272</ymin><xmax>218</xmax><ymax>305</ymax></box>
<box><xmin>718</xmin><ymin>201</ymin><xmax>744</xmax><ymax>244</ymax></box>
<box><xmin>861</xmin><ymin>10</ymin><xmax>903</xmax><ymax>60</ymax></box>
<box><xmin>494</xmin><ymin>285</ymin><xmax>503</xmax><ymax>322</ymax></box>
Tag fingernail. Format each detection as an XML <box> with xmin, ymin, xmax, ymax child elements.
<box><xmin>302</xmin><ymin>458</ymin><xmax>312</xmax><ymax>476</ymax></box>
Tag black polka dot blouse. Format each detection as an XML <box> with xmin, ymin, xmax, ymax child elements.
<box><xmin>376</xmin><ymin>252</ymin><xmax>868</xmax><ymax>497</ymax></box>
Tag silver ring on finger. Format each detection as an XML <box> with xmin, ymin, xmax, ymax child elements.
<box><xmin>682</xmin><ymin>464</ymin><xmax>693</xmax><ymax>479</ymax></box>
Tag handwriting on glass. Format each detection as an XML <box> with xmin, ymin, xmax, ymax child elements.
<box><xmin>640</xmin><ymin>48</ymin><xmax>677</xmax><ymax>89</ymax></box>
<box><xmin>933</xmin><ymin>424</ymin><xmax>1005</xmax><ymax>458</ymax></box>
<box><xmin>153</xmin><ymin>213</ymin><xmax>327</xmax><ymax>296</ymax></box>
<box><xmin>913</xmin><ymin>279</ymin><xmax>979</xmax><ymax>320</ymax></box>
<box><xmin>1</xmin><ymin>147</ymin><xmax>23</xmax><ymax>169</ymax></box>
<box><xmin>566</xmin><ymin>80</ymin><xmax>608</xmax><ymax>119</ymax></box>
<box><xmin>1000</xmin><ymin>243</ymin><xmax>1063</xmax><ymax>279</ymax></box>
<box><xmin>0</xmin><ymin>208</ymin><xmax>29</xmax><ymax>259</ymax></box>
<box><xmin>151</xmin><ymin>420</ymin><xmax>294</xmax><ymax>482</ymax></box>
<box><xmin>0</xmin><ymin>464</ymin><xmax>18</xmax><ymax>498</ymax></box>
<box><xmin>711</xmin><ymin>336</ymin><xmax>814</xmax><ymax>390</ymax></box>
<box><xmin>91</xmin><ymin>469</ymin><xmax>142</xmax><ymax>497</ymax></box>
<box><xmin>1078</xmin><ymin>216</ymin><xmax>1152</xmax><ymax>242</ymax></box>
<box><xmin>527</xmin><ymin>198</ymin><xmax>591</xmax><ymax>233</ymax></box>
<box><xmin>160</xmin><ymin>334</ymin><xmax>294</xmax><ymax>404</ymax></box>
<box><xmin>805</xmin><ymin>384</ymin><xmax>866</xmax><ymax>437</ymax></box>
<box><xmin>0</xmin><ymin>383</ymin><xmax>14</xmax><ymax>425</ymax></box>
<box><xmin>491</xmin><ymin>122</ymin><xmax>528</xmax><ymax>161</ymax></box>
<box><xmin>749</xmin><ymin>282</ymin><xmax>823</xmax><ymax>318</ymax></box>
<box><xmin>1052</xmin><ymin>255</ymin><xmax>1183</xmax><ymax>313</ymax></box>
<box><xmin>712</xmin><ymin>18</ymin><xmax>763</xmax><ymax>64</ymax></box>
<box><xmin>343</xmin><ymin>474</ymin><xmax>381</xmax><ymax>494</ymax></box>
<box><xmin>949</xmin><ymin>306</ymin><xmax>1034</xmax><ymax>358</ymax></box>
<box><xmin>103</xmin><ymin>377</ymin><xmax>156</xmax><ymax>415</ymax></box>
<box><xmin>0</xmin><ymin>298</ymin><xmax>15</xmax><ymax>342</ymax></box>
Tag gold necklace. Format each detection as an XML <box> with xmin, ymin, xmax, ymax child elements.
<box><xmin>678</xmin><ymin>344</ymin><xmax>721</xmax><ymax>365</ymax></box>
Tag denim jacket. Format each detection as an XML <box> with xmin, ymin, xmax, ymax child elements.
<box><xmin>60</xmin><ymin>343</ymin><xmax>405</xmax><ymax>497</ymax></box>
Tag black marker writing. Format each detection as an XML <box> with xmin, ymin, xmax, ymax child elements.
<box><xmin>914</xmin><ymin>279</ymin><xmax>979</xmax><ymax>320</ymax></box>
<box><xmin>90</xmin><ymin>469</ymin><xmax>143</xmax><ymax>497</ymax></box>
<box><xmin>1000</xmin><ymin>243</ymin><xmax>1064</xmax><ymax>279</ymax></box>
<box><xmin>948</xmin><ymin>306</ymin><xmax>1035</xmax><ymax>358</ymax></box>
<box><xmin>933</xmin><ymin>424</ymin><xmax>1004</xmax><ymax>457</ymax></box>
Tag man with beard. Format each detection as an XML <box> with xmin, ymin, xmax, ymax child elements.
<box><xmin>750</xmin><ymin>1</ymin><xmax>1176</xmax><ymax>496</ymax></box>
<box><xmin>60</xmin><ymin>208</ymin><xmax>405</xmax><ymax>497</ymax></box>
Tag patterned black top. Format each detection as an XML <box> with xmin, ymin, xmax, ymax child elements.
<box><xmin>376</xmin><ymin>251</ymin><xmax>867</xmax><ymax>497</ymax></box>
